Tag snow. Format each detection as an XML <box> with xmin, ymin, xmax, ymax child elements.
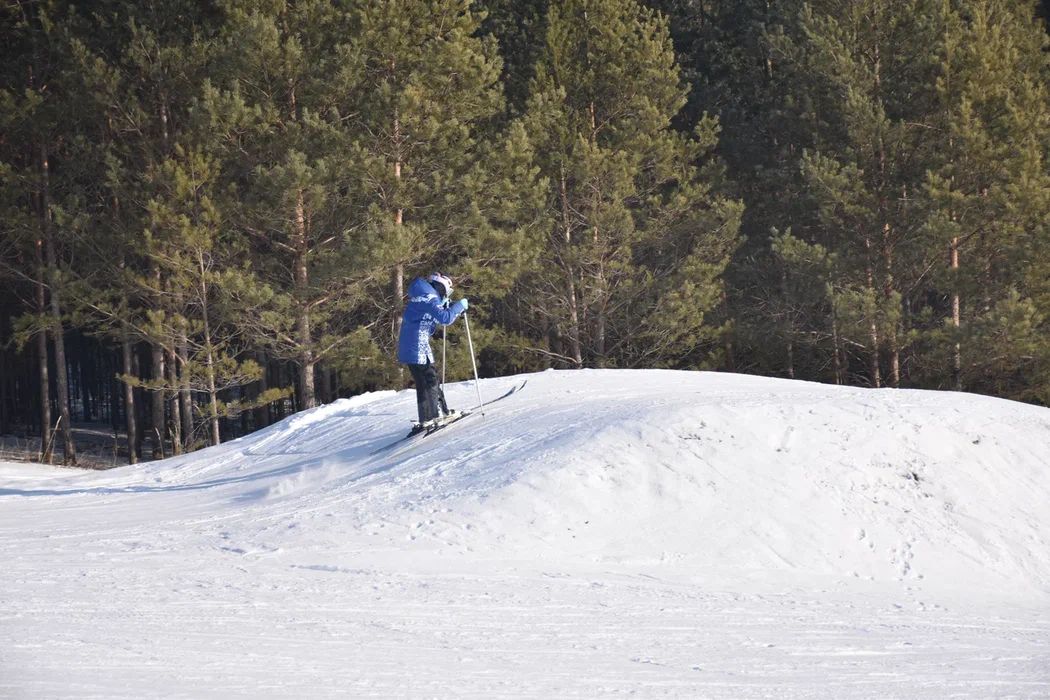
<box><xmin>2</xmin><ymin>369</ymin><xmax>1049</xmax><ymax>698</ymax></box>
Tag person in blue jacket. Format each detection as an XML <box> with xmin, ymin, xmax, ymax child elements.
<box><xmin>398</xmin><ymin>272</ymin><xmax>469</xmax><ymax>430</ymax></box>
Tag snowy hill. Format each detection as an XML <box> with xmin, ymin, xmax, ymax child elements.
<box><xmin>2</xmin><ymin>369</ymin><xmax>1049</xmax><ymax>698</ymax></box>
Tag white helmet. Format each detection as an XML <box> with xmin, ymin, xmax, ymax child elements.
<box><xmin>428</xmin><ymin>272</ymin><xmax>453</xmax><ymax>300</ymax></box>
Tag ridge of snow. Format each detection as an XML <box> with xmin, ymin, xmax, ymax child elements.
<box><xmin>5</xmin><ymin>369</ymin><xmax>1050</xmax><ymax>594</ymax></box>
<box><xmin>3</xmin><ymin>369</ymin><xmax>1049</xmax><ymax>697</ymax></box>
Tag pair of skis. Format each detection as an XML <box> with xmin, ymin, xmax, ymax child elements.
<box><xmin>371</xmin><ymin>380</ymin><xmax>527</xmax><ymax>456</ymax></box>
<box><xmin>409</xmin><ymin>409</ymin><xmax>471</xmax><ymax>438</ymax></box>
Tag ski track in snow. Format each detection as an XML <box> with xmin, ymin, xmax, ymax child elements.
<box><xmin>2</xmin><ymin>369</ymin><xmax>1050</xmax><ymax>698</ymax></box>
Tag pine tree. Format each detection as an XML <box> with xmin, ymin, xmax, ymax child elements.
<box><xmin>346</xmin><ymin>0</ymin><xmax>509</xmax><ymax>360</ymax></box>
<box><xmin>0</xmin><ymin>0</ymin><xmax>91</xmax><ymax>464</ymax></box>
<box><xmin>140</xmin><ymin>146</ymin><xmax>266</xmax><ymax>447</ymax></box>
<box><xmin>760</xmin><ymin>0</ymin><xmax>944</xmax><ymax>387</ymax></box>
<box><xmin>59</xmin><ymin>8</ymin><xmax>144</xmax><ymax>461</ymax></box>
<box><xmin>200</xmin><ymin>0</ymin><xmax>368</xmax><ymax>410</ymax></box>
<box><xmin>651</xmin><ymin>0</ymin><xmax>839</xmax><ymax>379</ymax></box>
<box><xmin>921</xmin><ymin>0</ymin><xmax>1050</xmax><ymax>398</ymax></box>
<box><xmin>517</xmin><ymin>0</ymin><xmax>741</xmax><ymax>368</ymax></box>
<box><xmin>63</xmin><ymin>0</ymin><xmax>220</xmax><ymax>458</ymax></box>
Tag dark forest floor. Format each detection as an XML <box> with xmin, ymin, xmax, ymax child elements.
<box><xmin>0</xmin><ymin>423</ymin><xmax>146</xmax><ymax>470</ymax></box>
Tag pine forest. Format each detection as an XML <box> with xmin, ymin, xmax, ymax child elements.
<box><xmin>2</xmin><ymin>0</ymin><xmax>1048</xmax><ymax>466</ymax></box>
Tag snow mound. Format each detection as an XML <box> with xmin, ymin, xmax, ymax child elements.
<box><xmin>4</xmin><ymin>369</ymin><xmax>1050</xmax><ymax>597</ymax></box>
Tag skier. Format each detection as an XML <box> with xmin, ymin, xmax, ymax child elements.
<box><xmin>397</xmin><ymin>272</ymin><xmax>469</xmax><ymax>433</ymax></box>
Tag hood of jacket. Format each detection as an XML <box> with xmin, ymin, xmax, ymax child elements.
<box><xmin>408</xmin><ymin>277</ymin><xmax>439</xmax><ymax>302</ymax></box>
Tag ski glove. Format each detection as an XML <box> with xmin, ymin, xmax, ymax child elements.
<box><xmin>452</xmin><ymin>298</ymin><xmax>469</xmax><ymax>314</ymax></box>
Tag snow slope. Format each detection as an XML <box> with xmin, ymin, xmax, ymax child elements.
<box><xmin>2</xmin><ymin>369</ymin><xmax>1049</xmax><ymax>698</ymax></box>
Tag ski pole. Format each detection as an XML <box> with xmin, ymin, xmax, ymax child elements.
<box><xmin>463</xmin><ymin>312</ymin><xmax>485</xmax><ymax>416</ymax></box>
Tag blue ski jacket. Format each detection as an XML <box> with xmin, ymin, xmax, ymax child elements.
<box><xmin>397</xmin><ymin>277</ymin><xmax>465</xmax><ymax>365</ymax></box>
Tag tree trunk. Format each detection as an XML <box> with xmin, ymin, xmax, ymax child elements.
<box><xmin>559</xmin><ymin>169</ymin><xmax>583</xmax><ymax>368</ymax></box>
<box><xmin>34</xmin><ymin>236</ymin><xmax>53</xmax><ymax>464</ymax></box>
<box><xmin>867</xmin><ymin>313</ymin><xmax>881</xmax><ymax>388</ymax></box>
<box><xmin>871</xmin><ymin>31</ymin><xmax>897</xmax><ymax>389</ymax></box>
<box><xmin>593</xmin><ymin>246</ymin><xmax>607</xmax><ymax>366</ymax></box>
<box><xmin>151</xmin><ymin>341</ymin><xmax>165</xmax><ymax>459</ymax></box>
<box><xmin>132</xmin><ymin>349</ymin><xmax>145</xmax><ymax>458</ymax></box>
<box><xmin>178</xmin><ymin>330</ymin><xmax>192</xmax><ymax>449</ymax></box>
<box><xmin>121</xmin><ymin>331</ymin><xmax>138</xmax><ymax>465</ymax></box>
<box><xmin>35</xmin><ymin>329</ymin><xmax>51</xmax><ymax>463</ymax></box>
<box><xmin>393</xmin><ymin>263</ymin><xmax>404</xmax><ymax>344</ymax></box>
<box><xmin>392</xmin><ymin>103</ymin><xmax>406</xmax><ymax>351</ymax></box>
<box><xmin>198</xmin><ymin>253</ymin><xmax>221</xmax><ymax>446</ymax></box>
<box><xmin>590</xmin><ymin>157</ymin><xmax>607</xmax><ymax>364</ymax></box>
<box><xmin>39</xmin><ymin>143</ymin><xmax>76</xmax><ymax>465</ymax></box>
<box><xmin>594</xmin><ymin>310</ymin><xmax>606</xmax><ymax>366</ymax></box>
<box><xmin>204</xmin><ymin>346</ymin><xmax>220</xmax><ymax>447</ymax></box>
<box><xmin>831</xmin><ymin>298</ymin><xmax>844</xmax><ymax>386</ymax></box>
<box><xmin>943</xmin><ymin>42</ymin><xmax>962</xmax><ymax>392</ymax></box>
<box><xmin>294</xmin><ymin>190</ymin><xmax>316</xmax><ymax>410</ymax></box>
<box><xmin>878</xmin><ymin>220</ymin><xmax>900</xmax><ymax>388</ymax></box>
<box><xmin>950</xmin><ymin>237</ymin><xmax>962</xmax><ymax>391</ymax></box>
<box><xmin>172</xmin><ymin>292</ymin><xmax>192</xmax><ymax>450</ymax></box>
<box><xmin>167</xmin><ymin>347</ymin><xmax>182</xmax><ymax>455</ymax></box>
<box><xmin>863</xmin><ymin>232</ymin><xmax>882</xmax><ymax>389</ymax></box>
<box><xmin>564</xmin><ymin>273</ymin><xmax>583</xmax><ymax>367</ymax></box>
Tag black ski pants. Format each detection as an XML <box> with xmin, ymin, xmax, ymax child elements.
<box><xmin>407</xmin><ymin>361</ymin><xmax>447</xmax><ymax>424</ymax></box>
